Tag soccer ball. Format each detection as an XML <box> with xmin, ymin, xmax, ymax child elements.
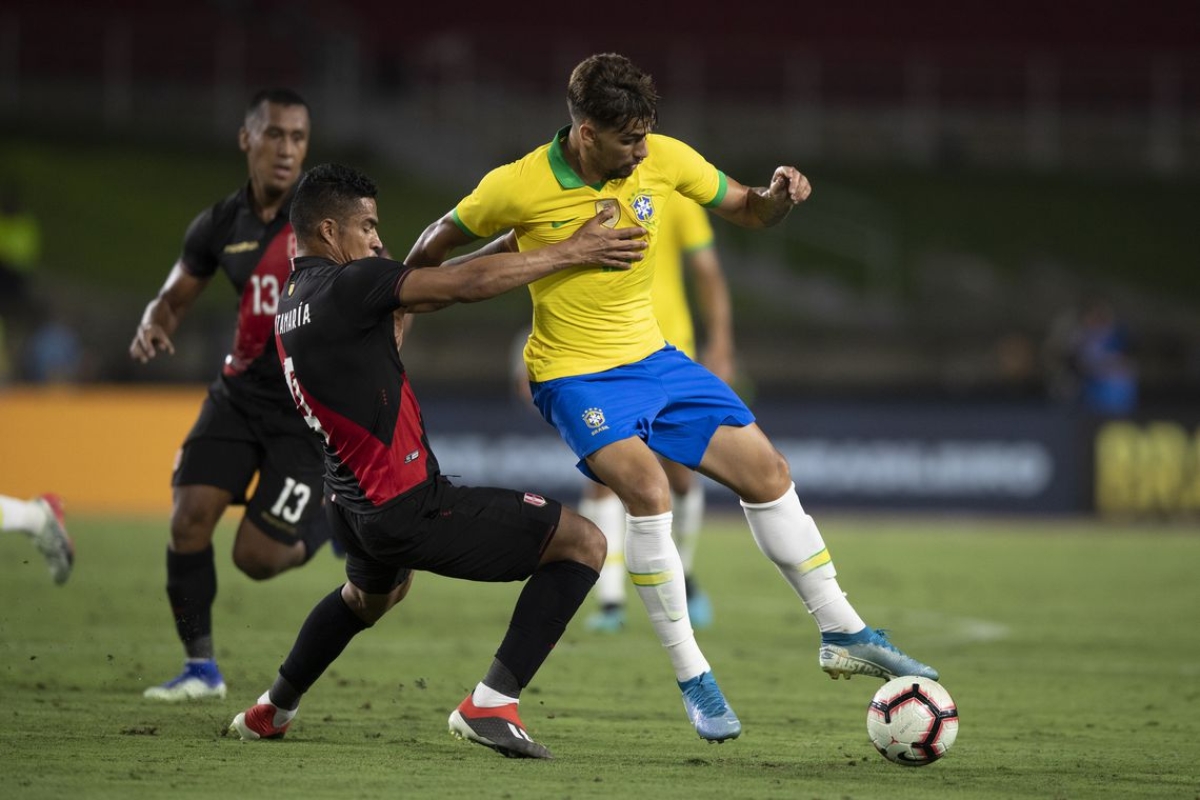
<box><xmin>867</xmin><ymin>676</ymin><xmax>958</xmax><ymax>766</ymax></box>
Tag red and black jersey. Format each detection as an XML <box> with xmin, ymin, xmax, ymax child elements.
<box><xmin>275</xmin><ymin>255</ymin><xmax>440</xmax><ymax>510</ymax></box>
<box><xmin>180</xmin><ymin>181</ymin><xmax>298</xmax><ymax>404</ymax></box>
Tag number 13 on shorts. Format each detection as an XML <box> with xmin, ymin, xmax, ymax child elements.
<box><xmin>270</xmin><ymin>477</ymin><xmax>312</xmax><ymax>524</ymax></box>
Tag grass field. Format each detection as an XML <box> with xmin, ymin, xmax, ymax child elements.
<box><xmin>1</xmin><ymin>513</ymin><xmax>1197</xmax><ymax>799</ymax></box>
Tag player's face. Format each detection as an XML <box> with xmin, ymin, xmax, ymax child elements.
<box><xmin>590</xmin><ymin>120</ymin><xmax>650</xmax><ymax>181</ymax></box>
<box><xmin>241</xmin><ymin>101</ymin><xmax>310</xmax><ymax>198</ymax></box>
<box><xmin>333</xmin><ymin>198</ymin><xmax>382</xmax><ymax>261</ymax></box>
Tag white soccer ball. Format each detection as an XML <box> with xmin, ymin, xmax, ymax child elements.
<box><xmin>867</xmin><ymin>675</ymin><xmax>959</xmax><ymax>766</ymax></box>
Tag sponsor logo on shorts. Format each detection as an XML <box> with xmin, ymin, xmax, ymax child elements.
<box><xmin>523</xmin><ymin>492</ymin><xmax>547</xmax><ymax>507</ymax></box>
<box><xmin>404</xmin><ymin>450</ymin><xmax>420</xmax><ymax>463</ymax></box>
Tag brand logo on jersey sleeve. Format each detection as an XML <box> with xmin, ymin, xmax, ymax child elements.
<box><xmin>523</xmin><ymin>492</ymin><xmax>547</xmax><ymax>507</ymax></box>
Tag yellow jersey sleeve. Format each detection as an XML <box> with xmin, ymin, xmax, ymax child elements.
<box><xmin>452</xmin><ymin>159</ymin><xmax>527</xmax><ymax>240</ymax></box>
<box><xmin>650</xmin><ymin>135</ymin><xmax>728</xmax><ymax>209</ymax></box>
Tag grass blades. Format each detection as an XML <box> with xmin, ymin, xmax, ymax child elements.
<box><xmin>1</xmin><ymin>513</ymin><xmax>1197</xmax><ymax>799</ymax></box>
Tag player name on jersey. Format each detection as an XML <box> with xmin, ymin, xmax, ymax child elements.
<box><xmin>275</xmin><ymin>302</ymin><xmax>312</xmax><ymax>335</ymax></box>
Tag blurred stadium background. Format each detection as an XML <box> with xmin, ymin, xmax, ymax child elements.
<box><xmin>1</xmin><ymin>0</ymin><xmax>1197</xmax><ymax>518</ymax></box>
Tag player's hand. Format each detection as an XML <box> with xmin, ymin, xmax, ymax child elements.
<box><xmin>129</xmin><ymin>321</ymin><xmax>175</xmax><ymax>363</ymax></box>
<box><xmin>565</xmin><ymin>208</ymin><xmax>647</xmax><ymax>270</ymax></box>
<box><xmin>768</xmin><ymin>166</ymin><xmax>812</xmax><ymax>205</ymax></box>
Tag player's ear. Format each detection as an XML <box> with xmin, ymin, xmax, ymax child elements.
<box><xmin>578</xmin><ymin>120</ymin><xmax>596</xmax><ymax>146</ymax></box>
<box><xmin>317</xmin><ymin>217</ymin><xmax>338</xmax><ymax>247</ymax></box>
<box><xmin>237</xmin><ymin>126</ymin><xmax>251</xmax><ymax>153</ymax></box>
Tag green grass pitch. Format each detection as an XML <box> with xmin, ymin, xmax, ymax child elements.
<box><xmin>1</xmin><ymin>513</ymin><xmax>1197</xmax><ymax>799</ymax></box>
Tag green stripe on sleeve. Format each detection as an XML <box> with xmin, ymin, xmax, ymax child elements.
<box><xmin>450</xmin><ymin>208</ymin><xmax>480</xmax><ymax>239</ymax></box>
<box><xmin>703</xmin><ymin>171</ymin><xmax>729</xmax><ymax>208</ymax></box>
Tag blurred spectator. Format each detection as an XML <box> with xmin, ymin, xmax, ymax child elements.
<box><xmin>1076</xmin><ymin>298</ymin><xmax>1137</xmax><ymax>416</ymax></box>
<box><xmin>0</xmin><ymin>181</ymin><xmax>43</xmax><ymax>380</ymax></box>
<box><xmin>1044</xmin><ymin>298</ymin><xmax>1137</xmax><ymax>416</ymax></box>
<box><xmin>22</xmin><ymin>312</ymin><xmax>84</xmax><ymax>384</ymax></box>
<box><xmin>993</xmin><ymin>331</ymin><xmax>1041</xmax><ymax>399</ymax></box>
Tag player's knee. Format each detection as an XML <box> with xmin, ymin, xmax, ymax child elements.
<box><xmin>618</xmin><ymin>481</ymin><xmax>671</xmax><ymax>516</ymax></box>
<box><xmin>232</xmin><ymin>552</ymin><xmax>284</xmax><ymax>581</ymax></box>
<box><xmin>745</xmin><ymin>449</ymin><xmax>792</xmax><ymax>500</ymax></box>
<box><xmin>545</xmin><ymin>510</ymin><xmax>606</xmax><ymax>571</ymax></box>
<box><xmin>764</xmin><ymin>449</ymin><xmax>792</xmax><ymax>494</ymax></box>
<box><xmin>168</xmin><ymin>507</ymin><xmax>218</xmax><ymax>551</ymax></box>
<box><xmin>576</xmin><ymin>517</ymin><xmax>607</xmax><ymax>571</ymax></box>
<box><xmin>341</xmin><ymin>577</ymin><xmax>408</xmax><ymax>625</ymax></box>
<box><xmin>231</xmin><ymin>540</ymin><xmax>297</xmax><ymax>581</ymax></box>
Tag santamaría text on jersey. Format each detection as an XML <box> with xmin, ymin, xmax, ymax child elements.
<box><xmin>276</xmin><ymin>302</ymin><xmax>312</xmax><ymax>335</ymax></box>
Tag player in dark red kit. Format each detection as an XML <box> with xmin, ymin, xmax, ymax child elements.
<box><xmin>227</xmin><ymin>163</ymin><xmax>646</xmax><ymax>759</ymax></box>
<box><xmin>129</xmin><ymin>89</ymin><xmax>329</xmax><ymax>701</ymax></box>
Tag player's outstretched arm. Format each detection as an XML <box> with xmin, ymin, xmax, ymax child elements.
<box><xmin>129</xmin><ymin>264</ymin><xmax>209</xmax><ymax>363</ymax></box>
<box><xmin>399</xmin><ymin>209</ymin><xmax>646</xmax><ymax>312</ymax></box>
<box><xmin>442</xmin><ymin>231</ymin><xmax>518</xmax><ymax>267</ymax></box>
<box><xmin>404</xmin><ymin>212</ymin><xmax>476</xmax><ymax>268</ymax></box>
<box><xmin>712</xmin><ymin>166</ymin><xmax>812</xmax><ymax>229</ymax></box>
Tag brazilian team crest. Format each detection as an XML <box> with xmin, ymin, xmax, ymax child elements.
<box><xmin>582</xmin><ymin>407</ymin><xmax>606</xmax><ymax>429</ymax></box>
<box><xmin>632</xmin><ymin>194</ymin><xmax>654</xmax><ymax>222</ymax></box>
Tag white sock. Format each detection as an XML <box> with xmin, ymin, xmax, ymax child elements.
<box><xmin>579</xmin><ymin>493</ymin><xmax>627</xmax><ymax>607</ymax></box>
<box><xmin>625</xmin><ymin>511</ymin><xmax>709</xmax><ymax>681</ymax></box>
<box><xmin>670</xmin><ymin>484</ymin><xmax>705</xmax><ymax>576</ymax></box>
<box><xmin>742</xmin><ymin>484</ymin><xmax>866</xmax><ymax>634</ymax></box>
<box><xmin>472</xmin><ymin>681</ymin><xmax>518</xmax><ymax>708</ymax></box>
<box><xmin>259</xmin><ymin>691</ymin><xmax>298</xmax><ymax>724</ymax></box>
<box><xmin>0</xmin><ymin>495</ymin><xmax>45</xmax><ymax>536</ymax></box>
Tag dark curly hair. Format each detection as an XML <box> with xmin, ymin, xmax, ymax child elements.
<box><xmin>289</xmin><ymin>163</ymin><xmax>377</xmax><ymax>241</ymax></box>
<box><xmin>566</xmin><ymin>53</ymin><xmax>659</xmax><ymax>132</ymax></box>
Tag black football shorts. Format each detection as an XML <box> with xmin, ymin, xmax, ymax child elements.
<box><xmin>328</xmin><ymin>477</ymin><xmax>563</xmax><ymax>594</ymax></box>
<box><xmin>172</xmin><ymin>383</ymin><xmax>326</xmax><ymax>546</ymax></box>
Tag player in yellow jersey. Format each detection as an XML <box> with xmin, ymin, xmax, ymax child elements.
<box><xmin>408</xmin><ymin>53</ymin><xmax>937</xmax><ymax>744</ymax></box>
<box><xmin>581</xmin><ymin>193</ymin><xmax>732</xmax><ymax>633</ymax></box>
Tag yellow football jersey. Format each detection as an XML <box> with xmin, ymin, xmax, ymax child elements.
<box><xmin>453</xmin><ymin>127</ymin><xmax>726</xmax><ymax>381</ymax></box>
<box><xmin>651</xmin><ymin>194</ymin><xmax>714</xmax><ymax>359</ymax></box>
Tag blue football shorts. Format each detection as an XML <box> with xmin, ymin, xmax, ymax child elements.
<box><xmin>530</xmin><ymin>345</ymin><xmax>755</xmax><ymax>482</ymax></box>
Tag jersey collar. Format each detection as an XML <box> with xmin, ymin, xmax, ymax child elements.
<box><xmin>548</xmin><ymin>125</ymin><xmax>607</xmax><ymax>191</ymax></box>
<box><xmin>291</xmin><ymin>255</ymin><xmax>334</xmax><ymax>271</ymax></box>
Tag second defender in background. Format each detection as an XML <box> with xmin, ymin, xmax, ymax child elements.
<box><xmin>129</xmin><ymin>89</ymin><xmax>332</xmax><ymax>702</ymax></box>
